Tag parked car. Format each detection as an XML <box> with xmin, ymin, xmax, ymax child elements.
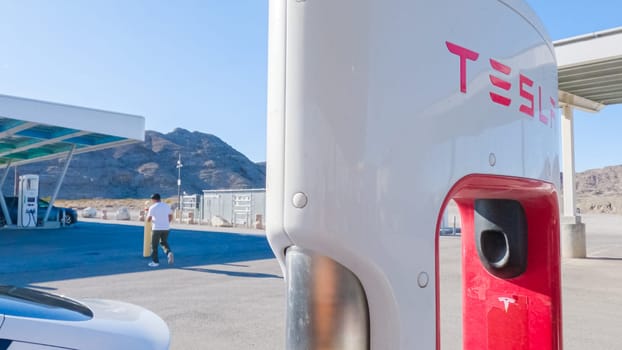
<box><xmin>0</xmin><ymin>285</ymin><xmax>170</xmax><ymax>349</ymax></box>
<box><xmin>0</xmin><ymin>197</ymin><xmax>78</xmax><ymax>226</ymax></box>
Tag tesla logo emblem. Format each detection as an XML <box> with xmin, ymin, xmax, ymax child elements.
<box><xmin>446</xmin><ymin>41</ymin><xmax>556</xmax><ymax>128</ymax></box>
<box><xmin>498</xmin><ymin>296</ymin><xmax>516</xmax><ymax>312</ymax></box>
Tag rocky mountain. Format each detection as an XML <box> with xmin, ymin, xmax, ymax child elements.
<box><xmin>2</xmin><ymin>128</ymin><xmax>266</xmax><ymax>199</ymax></box>
<box><xmin>6</xmin><ymin>128</ymin><xmax>621</xmax><ymax>214</ymax></box>
<box><xmin>575</xmin><ymin>165</ymin><xmax>622</xmax><ymax>214</ymax></box>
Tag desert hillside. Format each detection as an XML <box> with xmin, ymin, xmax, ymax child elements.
<box><xmin>2</xmin><ymin>128</ymin><xmax>265</xmax><ymax>199</ymax></box>
<box><xmin>24</xmin><ymin>155</ymin><xmax>622</xmax><ymax>217</ymax></box>
<box><xmin>576</xmin><ymin>165</ymin><xmax>622</xmax><ymax>214</ymax></box>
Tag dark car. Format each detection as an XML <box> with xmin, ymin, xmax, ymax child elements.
<box><xmin>0</xmin><ymin>197</ymin><xmax>77</xmax><ymax>226</ymax></box>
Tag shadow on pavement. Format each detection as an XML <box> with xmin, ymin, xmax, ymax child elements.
<box><xmin>0</xmin><ymin>222</ymin><xmax>275</xmax><ymax>286</ymax></box>
<box><xmin>585</xmin><ymin>256</ymin><xmax>622</xmax><ymax>261</ymax></box>
<box><xmin>179</xmin><ymin>267</ymin><xmax>282</xmax><ymax>279</ymax></box>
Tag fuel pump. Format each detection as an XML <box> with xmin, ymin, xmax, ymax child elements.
<box><xmin>266</xmin><ymin>0</ymin><xmax>561</xmax><ymax>349</ymax></box>
<box><xmin>18</xmin><ymin>174</ymin><xmax>39</xmax><ymax>228</ymax></box>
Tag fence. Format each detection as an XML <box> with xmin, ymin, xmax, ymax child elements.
<box><xmin>200</xmin><ymin>189</ymin><xmax>265</xmax><ymax>229</ymax></box>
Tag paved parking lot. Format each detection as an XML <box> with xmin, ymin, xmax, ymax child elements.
<box><xmin>1</xmin><ymin>214</ymin><xmax>622</xmax><ymax>349</ymax></box>
<box><xmin>0</xmin><ymin>221</ymin><xmax>285</xmax><ymax>350</ymax></box>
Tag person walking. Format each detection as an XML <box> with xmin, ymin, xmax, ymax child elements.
<box><xmin>147</xmin><ymin>193</ymin><xmax>174</xmax><ymax>267</ymax></box>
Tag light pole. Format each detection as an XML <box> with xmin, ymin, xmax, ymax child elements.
<box><xmin>176</xmin><ymin>153</ymin><xmax>183</xmax><ymax>223</ymax></box>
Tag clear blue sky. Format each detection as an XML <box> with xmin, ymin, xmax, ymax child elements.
<box><xmin>0</xmin><ymin>1</ymin><xmax>619</xmax><ymax>171</ymax></box>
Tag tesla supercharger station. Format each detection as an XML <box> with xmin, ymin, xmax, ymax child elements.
<box><xmin>266</xmin><ymin>0</ymin><xmax>561</xmax><ymax>349</ymax></box>
<box><xmin>18</xmin><ymin>174</ymin><xmax>40</xmax><ymax>228</ymax></box>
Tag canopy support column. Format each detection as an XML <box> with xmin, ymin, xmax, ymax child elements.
<box><xmin>44</xmin><ymin>146</ymin><xmax>75</xmax><ymax>224</ymax></box>
<box><xmin>561</xmin><ymin>105</ymin><xmax>577</xmax><ymax>216</ymax></box>
<box><xmin>0</xmin><ymin>161</ymin><xmax>13</xmax><ymax>226</ymax></box>
<box><xmin>560</xmin><ymin>105</ymin><xmax>586</xmax><ymax>258</ymax></box>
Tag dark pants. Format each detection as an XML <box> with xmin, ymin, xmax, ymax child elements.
<box><xmin>151</xmin><ymin>229</ymin><xmax>172</xmax><ymax>263</ymax></box>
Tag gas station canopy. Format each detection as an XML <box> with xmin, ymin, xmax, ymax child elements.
<box><xmin>555</xmin><ymin>27</ymin><xmax>622</xmax><ymax>112</ymax></box>
<box><xmin>554</xmin><ymin>26</ymin><xmax>622</xmax><ymax>256</ymax></box>
<box><xmin>0</xmin><ymin>94</ymin><xmax>145</xmax><ymax>167</ymax></box>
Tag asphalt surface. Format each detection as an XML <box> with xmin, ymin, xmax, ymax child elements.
<box><xmin>0</xmin><ymin>220</ymin><xmax>285</xmax><ymax>350</ymax></box>
<box><xmin>1</xmin><ymin>214</ymin><xmax>621</xmax><ymax>349</ymax></box>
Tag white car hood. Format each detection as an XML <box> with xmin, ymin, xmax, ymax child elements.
<box><xmin>0</xmin><ymin>298</ymin><xmax>169</xmax><ymax>350</ymax></box>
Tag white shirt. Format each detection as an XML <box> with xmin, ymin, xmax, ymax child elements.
<box><xmin>148</xmin><ymin>202</ymin><xmax>172</xmax><ymax>230</ymax></box>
